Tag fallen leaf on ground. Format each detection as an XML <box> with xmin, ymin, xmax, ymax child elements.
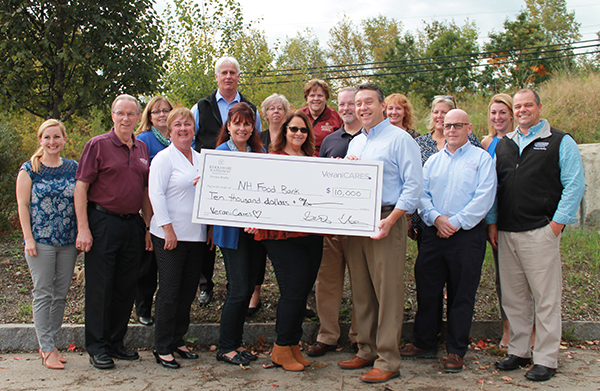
<box><xmin>14</xmin><ymin>357</ymin><xmax>21</xmax><ymax>360</ymax></box>
<box><xmin>311</xmin><ymin>362</ymin><xmax>328</xmax><ymax>368</ymax></box>
<box><xmin>271</xmin><ymin>384</ymin><xmax>279</xmax><ymax>387</ymax></box>
<box><xmin>67</xmin><ymin>343</ymin><xmax>76</xmax><ymax>352</ymax></box>
<box><xmin>239</xmin><ymin>364</ymin><xmax>250</xmax><ymax>370</ymax></box>
<box><xmin>579</xmin><ymin>366</ymin><xmax>589</xmax><ymax>369</ymax></box>
<box><xmin>501</xmin><ymin>376</ymin><xmax>513</xmax><ymax>381</ymax></box>
<box><xmin>479</xmin><ymin>365</ymin><xmax>490</xmax><ymax>370</ymax></box>
<box><xmin>209</xmin><ymin>345</ymin><xmax>217</xmax><ymax>351</ymax></box>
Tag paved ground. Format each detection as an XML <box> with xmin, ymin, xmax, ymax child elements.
<box><xmin>1</xmin><ymin>346</ymin><xmax>599</xmax><ymax>390</ymax></box>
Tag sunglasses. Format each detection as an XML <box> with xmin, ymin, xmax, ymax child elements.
<box><xmin>434</xmin><ymin>95</ymin><xmax>457</xmax><ymax>108</ymax></box>
<box><xmin>287</xmin><ymin>126</ymin><xmax>309</xmax><ymax>134</ymax></box>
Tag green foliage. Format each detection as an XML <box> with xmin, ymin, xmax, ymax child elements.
<box><xmin>0</xmin><ymin>121</ymin><xmax>28</xmax><ymax>231</ymax></box>
<box><xmin>525</xmin><ymin>0</ymin><xmax>580</xmax><ymax>45</ymax></box>
<box><xmin>0</xmin><ymin>0</ymin><xmax>165</xmax><ymax>121</ymax></box>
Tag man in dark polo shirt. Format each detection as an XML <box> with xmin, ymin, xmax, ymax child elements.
<box><xmin>75</xmin><ymin>94</ymin><xmax>152</xmax><ymax>369</ymax></box>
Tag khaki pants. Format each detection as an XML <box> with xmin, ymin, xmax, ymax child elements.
<box><xmin>498</xmin><ymin>225</ymin><xmax>562</xmax><ymax>369</ymax></box>
<box><xmin>345</xmin><ymin>212</ymin><xmax>406</xmax><ymax>372</ymax></box>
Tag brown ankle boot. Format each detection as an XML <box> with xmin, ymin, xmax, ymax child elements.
<box><xmin>290</xmin><ymin>345</ymin><xmax>310</xmax><ymax>367</ymax></box>
<box><xmin>271</xmin><ymin>344</ymin><xmax>304</xmax><ymax>371</ymax></box>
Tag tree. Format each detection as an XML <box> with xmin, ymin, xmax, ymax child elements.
<box><xmin>525</xmin><ymin>0</ymin><xmax>580</xmax><ymax>45</ymax></box>
<box><xmin>0</xmin><ymin>1</ymin><xmax>164</xmax><ymax>121</ymax></box>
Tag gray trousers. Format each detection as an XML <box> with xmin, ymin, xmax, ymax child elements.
<box><xmin>25</xmin><ymin>243</ymin><xmax>77</xmax><ymax>352</ymax></box>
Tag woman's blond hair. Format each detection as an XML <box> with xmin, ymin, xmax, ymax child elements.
<box><xmin>426</xmin><ymin>97</ymin><xmax>456</xmax><ymax>134</ymax></box>
<box><xmin>136</xmin><ymin>96</ymin><xmax>173</xmax><ymax>135</ymax></box>
<box><xmin>487</xmin><ymin>93</ymin><xmax>514</xmax><ymax>137</ymax></box>
<box><xmin>31</xmin><ymin>119</ymin><xmax>67</xmax><ymax>173</ymax></box>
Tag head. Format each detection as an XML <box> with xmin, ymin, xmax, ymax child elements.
<box><xmin>273</xmin><ymin>111</ymin><xmax>315</xmax><ymax>156</ymax></box>
<box><xmin>216</xmin><ymin>102</ymin><xmax>264</xmax><ymax>153</ymax></box>
<box><xmin>487</xmin><ymin>93</ymin><xmax>514</xmax><ymax>137</ymax></box>
<box><xmin>443</xmin><ymin>109</ymin><xmax>472</xmax><ymax>153</ymax></box>
<box><xmin>137</xmin><ymin>96</ymin><xmax>173</xmax><ymax>135</ymax></box>
<box><xmin>31</xmin><ymin>119</ymin><xmax>67</xmax><ymax>172</ymax></box>
<box><xmin>214</xmin><ymin>56</ymin><xmax>241</xmax><ymax>96</ymax></box>
<box><xmin>513</xmin><ymin>88</ymin><xmax>542</xmax><ymax>132</ymax></box>
<box><xmin>261</xmin><ymin>93</ymin><xmax>291</xmax><ymax>128</ymax></box>
<box><xmin>427</xmin><ymin>96</ymin><xmax>456</xmax><ymax>134</ymax></box>
<box><xmin>384</xmin><ymin>93</ymin><xmax>414</xmax><ymax>130</ymax></box>
<box><xmin>166</xmin><ymin>108</ymin><xmax>195</xmax><ymax>151</ymax></box>
<box><xmin>337</xmin><ymin>87</ymin><xmax>358</xmax><ymax>125</ymax></box>
<box><xmin>111</xmin><ymin>94</ymin><xmax>142</xmax><ymax>139</ymax></box>
<box><xmin>303</xmin><ymin>79</ymin><xmax>330</xmax><ymax>117</ymax></box>
<box><xmin>355</xmin><ymin>83</ymin><xmax>386</xmax><ymax>130</ymax></box>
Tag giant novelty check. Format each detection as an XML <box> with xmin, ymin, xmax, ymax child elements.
<box><xmin>192</xmin><ymin>150</ymin><xmax>384</xmax><ymax>237</ymax></box>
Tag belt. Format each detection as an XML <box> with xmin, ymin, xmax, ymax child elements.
<box><xmin>381</xmin><ymin>205</ymin><xmax>395</xmax><ymax>213</ymax></box>
<box><xmin>89</xmin><ymin>202</ymin><xmax>138</xmax><ymax>220</ymax></box>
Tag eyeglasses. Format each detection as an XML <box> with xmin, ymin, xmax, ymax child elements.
<box><xmin>434</xmin><ymin>95</ymin><xmax>457</xmax><ymax>108</ymax></box>
<box><xmin>267</xmin><ymin>106</ymin><xmax>284</xmax><ymax>112</ymax></box>
<box><xmin>151</xmin><ymin>109</ymin><xmax>171</xmax><ymax>115</ymax></box>
<box><xmin>443</xmin><ymin>122</ymin><xmax>469</xmax><ymax>130</ymax></box>
<box><xmin>113</xmin><ymin>111</ymin><xmax>139</xmax><ymax>118</ymax></box>
<box><xmin>287</xmin><ymin>126</ymin><xmax>309</xmax><ymax>134</ymax></box>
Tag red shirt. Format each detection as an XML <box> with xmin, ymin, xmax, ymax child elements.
<box><xmin>76</xmin><ymin>129</ymin><xmax>149</xmax><ymax>214</ymax></box>
<box><xmin>300</xmin><ymin>106</ymin><xmax>343</xmax><ymax>156</ymax></box>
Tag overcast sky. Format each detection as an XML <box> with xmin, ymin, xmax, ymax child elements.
<box><xmin>155</xmin><ymin>0</ymin><xmax>600</xmax><ymax>49</ymax></box>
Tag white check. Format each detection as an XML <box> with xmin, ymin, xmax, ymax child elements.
<box><xmin>192</xmin><ymin>150</ymin><xmax>384</xmax><ymax>236</ymax></box>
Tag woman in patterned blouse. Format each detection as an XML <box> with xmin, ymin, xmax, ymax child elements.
<box><xmin>16</xmin><ymin>119</ymin><xmax>78</xmax><ymax>370</ymax></box>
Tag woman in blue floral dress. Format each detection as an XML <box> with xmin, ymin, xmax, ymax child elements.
<box><xmin>16</xmin><ymin>119</ymin><xmax>78</xmax><ymax>370</ymax></box>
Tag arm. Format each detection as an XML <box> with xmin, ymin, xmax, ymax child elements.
<box><xmin>148</xmin><ymin>153</ymin><xmax>176</xmax><ymax>245</ymax></box>
<box><xmin>74</xmin><ymin>180</ymin><xmax>93</xmax><ymax>252</ymax></box>
<box><xmin>371</xmin><ymin>208</ymin><xmax>405</xmax><ymax>240</ymax></box>
<box><xmin>141</xmin><ymin>187</ymin><xmax>153</xmax><ymax>251</ymax></box>
<box><xmin>551</xmin><ymin>136</ymin><xmax>585</xmax><ymax>233</ymax></box>
<box><xmin>434</xmin><ymin>215</ymin><xmax>458</xmax><ymax>238</ymax></box>
<box><xmin>16</xmin><ymin>170</ymin><xmax>36</xmax><ymax>257</ymax></box>
<box><xmin>487</xmin><ymin>223</ymin><xmax>498</xmax><ymax>250</ymax></box>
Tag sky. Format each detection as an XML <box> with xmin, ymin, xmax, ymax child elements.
<box><xmin>155</xmin><ymin>0</ymin><xmax>600</xmax><ymax>50</ymax></box>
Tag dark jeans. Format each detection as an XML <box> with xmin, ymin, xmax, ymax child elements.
<box><xmin>135</xmin><ymin>250</ymin><xmax>157</xmax><ymax>318</ymax></box>
<box><xmin>152</xmin><ymin>236</ymin><xmax>203</xmax><ymax>355</ymax></box>
<box><xmin>218</xmin><ymin>231</ymin><xmax>267</xmax><ymax>352</ymax></box>
<box><xmin>413</xmin><ymin>224</ymin><xmax>486</xmax><ymax>357</ymax></box>
<box><xmin>264</xmin><ymin>235</ymin><xmax>323</xmax><ymax>346</ymax></box>
<box><xmin>198</xmin><ymin>242</ymin><xmax>215</xmax><ymax>292</ymax></box>
<box><xmin>85</xmin><ymin>208</ymin><xmax>144</xmax><ymax>355</ymax></box>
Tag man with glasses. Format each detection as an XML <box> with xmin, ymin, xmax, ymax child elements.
<box><xmin>75</xmin><ymin>94</ymin><xmax>152</xmax><ymax>369</ymax></box>
<box><xmin>400</xmin><ymin>109</ymin><xmax>496</xmax><ymax>373</ymax></box>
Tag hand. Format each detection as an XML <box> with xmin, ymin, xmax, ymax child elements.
<box><xmin>162</xmin><ymin>224</ymin><xmax>177</xmax><ymax>250</ymax></box>
<box><xmin>24</xmin><ymin>239</ymin><xmax>37</xmax><ymax>257</ymax></box>
<box><xmin>371</xmin><ymin>216</ymin><xmax>394</xmax><ymax>240</ymax></box>
<box><xmin>549</xmin><ymin>221</ymin><xmax>564</xmax><ymax>237</ymax></box>
<box><xmin>486</xmin><ymin>224</ymin><xmax>498</xmax><ymax>250</ymax></box>
<box><xmin>193</xmin><ymin>175</ymin><xmax>201</xmax><ymax>186</ymax></box>
<box><xmin>244</xmin><ymin>227</ymin><xmax>259</xmax><ymax>235</ymax></box>
<box><xmin>145</xmin><ymin>231</ymin><xmax>153</xmax><ymax>251</ymax></box>
<box><xmin>76</xmin><ymin>228</ymin><xmax>93</xmax><ymax>252</ymax></box>
<box><xmin>434</xmin><ymin>216</ymin><xmax>457</xmax><ymax>239</ymax></box>
<box><xmin>407</xmin><ymin>227</ymin><xmax>418</xmax><ymax>241</ymax></box>
<box><xmin>345</xmin><ymin>154</ymin><xmax>360</xmax><ymax>160</ymax></box>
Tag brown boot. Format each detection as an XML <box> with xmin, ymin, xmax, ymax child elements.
<box><xmin>290</xmin><ymin>345</ymin><xmax>310</xmax><ymax>367</ymax></box>
<box><xmin>271</xmin><ymin>344</ymin><xmax>304</xmax><ymax>372</ymax></box>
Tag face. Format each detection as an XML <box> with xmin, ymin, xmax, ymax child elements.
<box><xmin>39</xmin><ymin>125</ymin><xmax>66</xmax><ymax>156</ymax></box>
<box><xmin>169</xmin><ymin>114</ymin><xmax>195</xmax><ymax>150</ymax></box>
<box><xmin>150</xmin><ymin>100</ymin><xmax>171</xmax><ymax>132</ymax></box>
<box><xmin>337</xmin><ymin>90</ymin><xmax>357</xmax><ymax>124</ymax></box>
<box><xmin>307</xmin><ymin>86</ymin><xmax>327</xmax><ymax>115</ymax></box>
<box><xmin>285</xmin><ymin>116</ymin><xmax>308</xmax><ymax>149</ymax></box>
<box><xmin>489</xmin><ymin>102</ymin><xmax>513</xmax><ymax>134</ymax></box>
<box><xmin>443</xmin><ymin>110</ymin><xmax>472</xmax><ymax>152</ymax></box>
<box><xmin>215</xmin><ymin>62</ymin><xmax>240</xmax><ymax>95</ymax></box>
<box><xmin>432</xmin><ymin>102</ymin><xmax>451</xmax><ymax>133</ymax></box>
<box><xmin>355</xmin><ymin>89</ymin><xmax>385</xmax><ymax>129</ymax></box>
<box><xmin>112</xmin><ymin>99</ymin><xmax>140</xmax><ymax>139</ymax></box>
<box><xmin>513</xmin><ymin>91</ymin><xmax>542</xmax><ymax>130</ymax></box>
<box><xmin>228</xmin><ymin>116</ymin><xmax>253</xmax><ymax>149</ymax></box>
<box><xmin>265</xmin><ymin>102</ymin><xmax>286</xmax><ymax>126</ymax></box>
<box><xmin>386</xmin><ymin>102</ymin><xmax>405</xmax><ymax>128</ymax></box>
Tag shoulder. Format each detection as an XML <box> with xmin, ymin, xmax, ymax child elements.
<box><xmin>136</xmin><ymin>131</ymin><xmax>155</xmax><ymax>143</ymax></box>
<box><xmin>199</xmin><ymin>91</ymin><xmax>217</xmax><ymax>106</ymax></box>
<box><xmin>216</xmin><ymin>143</ymin><xmax>231</xmax><ymax>151</ymax></box>
<box><xmin>20</xmin><ymin>160</ymin><xmax>33</xmax><ymax>175</ymax></box>
<box><xmin>481</xmin><ymin>135</ymin><xmax>493</xmax><ymax>149</ymax></box>
<box><xmin>63</xmin><ymin>158</ymin><xmax>78</xmax><ymax>169</ymax></box>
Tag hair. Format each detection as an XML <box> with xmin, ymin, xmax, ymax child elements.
<box><xmin>303</xmin><ymin>79</ymin><xmax>330</xmax><ymax>101</ymax></box>
<box><xmin>271</xmin><ymin>110</ymin><xmax>315</xmax><ymax>156</ymax></box>
<box><xmin>166</xmin><ymin>107</ymin><xmax>195</xmax><ymax>136</ymax></box>
<box><xmin>215</xmin><ymin>56</ymin><xmax>241</xmax><ymax>75</ymax></box>
<box><xmin>216</xmin><ymin>102</ymin><xmax>265</xmax><ymax>153</ymax></box>
<box><xmin>356</xmin><ymin>83</ymin><xmax>385</xmax><ymax>103</ymax></box>
<box><xmin>515</xmin><ymin>88</ymin><xmax>541</xmax><ymax>105</ymax></box>
<box><xmin>338</xmin><ymin>86</ymin><xmax>357</xmax><ymax>97</ymax></box>
<box><xmin>487</xmin><ymin>93</ymin><xmax>515</xmax><ymax>137</ymax></box>
<box><xmin>31</xmin><ymin>119</ymin><xmax>67</xmax><ymax>173</ymax></box>
<box><xmin>260</xmin><ymin>93</ymin><xmax>291</xmax><ymax>118</ymax></box>
<box><xmin>426</xmin><ymin>96</ymin><xmax>456</xmax><ymax>134</ymax></box>
<box><xmin>384</xmin><ymin>93</ymin><xmax>415</xmax><ymax>130</ymax></box>
<box><xmin>136</xmin><ymin>96</ymin><xmax>174</xmax><ymax>135</ymax></box>
<box><xmin>111</xmin><ymin>94</ymin><xmax>141</xmax><ymax>114</ymax></box>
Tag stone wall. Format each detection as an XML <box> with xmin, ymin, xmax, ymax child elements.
<box><xmin>575</xmin><ymin>143</ymin><xmax>600</xmax><ymax>229</ymax></box>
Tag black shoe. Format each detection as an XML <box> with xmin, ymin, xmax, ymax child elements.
<box><xmin>153</xmin><ymin>351</ymin><xmax>180</xmax><ymax>369</ymax></box>
<box><xmin>238</xmin><ymin>350</ymin><xmax>258</xmax><ymax>361</ymax></box>
<box><xmin>174</xmin><ymin>348</ymin><xmax>198</xmax><ymax>359</ymax></box>
<box><xmin>246</xmin><ymin>301</ymin><xmax>262</xmax><ymax>317</ymax></box>
<box><xmin>495</xmin><ymin>355</ymin><xmax>532</xmax><ymax>371</ymax></box>
<box><xmin>525</xmin><ymin>364</ymin><xmax>556</xmax><ymax>381</ymax></box>
<box><xmin>216</xmin><ymin>351</ymin><xmax>250</xmax><ymax>366</ymax></box>
<box><xmin>198</xmin><ymin>290</ymin><xmax>213</xmax><ymax>305</ymax></box>
<box><xmin>109</xmin><ymin>346</ymin><xmax>139</xmax><ymax>360</ymax></box>
<box><xmin>138</xmin><ymin>316</ymin><xmax>154</xmax><ymax>326</ymax></box>
<box><xmin>89</xmin><ymin>353</ymin><xmax>115</xmax><ymax>369</ymax></box>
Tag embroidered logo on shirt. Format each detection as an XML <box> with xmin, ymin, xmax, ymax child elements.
<box><xmin>320</xmin><ymin>123</ymin><xmax>334</xmax><ymax>132</ymax></box>
<box><xmin>140</xmin><ymin>158</ymin><xmax>148</xmax><ymax>165</ymax></box>
<box><xmin>533</xmin><ymin>142</ymin><xmax>549</xmax><ymax>151</ymax></box>
<box><xmin>465</xmin><ymin>161</ymin><xmax>478</xmax><ymax>170</ymax></box>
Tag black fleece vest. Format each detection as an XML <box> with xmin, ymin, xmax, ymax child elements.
<box><xmin>496</xmin><ymin>128</ymin><xmax>566</xmax><ymax>232</ymax></box>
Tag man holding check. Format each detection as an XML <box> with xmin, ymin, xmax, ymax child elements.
<box><xmin>337</xmin><ymin>83</ymin><xmax>423</xmax><ymax>384</ymax></box>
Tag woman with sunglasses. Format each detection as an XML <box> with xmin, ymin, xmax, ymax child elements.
<box><xmin>247</xmin><ymin>111</ymin><xmax>324</xmax><ymax>372</ymax></box>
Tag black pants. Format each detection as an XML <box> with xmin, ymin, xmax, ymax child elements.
<box><xmin>413</xmin><ymin>224</ymin><xmax>486</xmax><ymax>357</ymax></box>
<box><xmin>85</xmin><ymin>208</ymin><xmax>144</xmax><ymax>355</ymax></box>
<box><xmin>218</xmin><ymin>231</ymin><xmax>267</xmax><ymax>352</ymax></box>
<box><xmin>198</xmin><ymin>242</ymin><xmax>215</xmax><ymax>292</ymax></box>
<box><xmin>135</xmin><ymin>250</ymin><xmax>157</xmax><ymax>318</ymax></box>
<box><xmin>152</xmin><ymin>236</ymin><xmax>203</xmax><ymax>355</ymax></box>
<box><xmin>264</xmin><ymin>235</ymin><xmax>323</xmax><ymax>346</ymax></box>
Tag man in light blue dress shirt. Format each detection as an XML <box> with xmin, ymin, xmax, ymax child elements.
<box><xmin>399</xmin><ymin>109</ymin><xmax>496</xmax><ymax>373</ymax></box>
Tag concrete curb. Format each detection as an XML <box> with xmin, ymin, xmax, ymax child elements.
<box><xmin>1</xmin><ymin>320</ymin><xmax>598</xmax><ymax>351</ymax></box>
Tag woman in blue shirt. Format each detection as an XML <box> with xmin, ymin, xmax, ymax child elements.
<box><xmin>16</xmin><ymin>119</ymin><xmax>78</xmax><ymax>370</ymax></box>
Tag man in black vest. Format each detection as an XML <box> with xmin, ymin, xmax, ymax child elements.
<box><xmin>191</xmin><ymin>56</ymin><xmax>261</xmax><ymax>303</ymax></box>
<box><xmin>487</xmin><ymin>89</ymin><xmax>584</xmax><ymax>382</ymax></box>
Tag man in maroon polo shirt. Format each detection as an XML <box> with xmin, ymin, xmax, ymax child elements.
<box><xmin>75</xmin><ymin>94</ymin><xmax>152</xmax><ymax>370</ymax></box>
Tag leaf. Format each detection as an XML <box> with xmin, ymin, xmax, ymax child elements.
<box><xmin>67</xmin><ymin>343</ymin><xmax>76</xmax><ymax>352</ymax></box>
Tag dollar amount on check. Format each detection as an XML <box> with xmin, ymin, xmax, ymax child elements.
<box><xmin>192</xmin><ymin>150</ymin><xmax>384</xmax><ymax>236</ymax></box>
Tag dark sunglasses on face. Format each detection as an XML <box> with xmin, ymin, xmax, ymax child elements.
<box><xmin>287</xmin><ymin>126</ymin><xmax>309</xmax><ymax>134</ymax></box>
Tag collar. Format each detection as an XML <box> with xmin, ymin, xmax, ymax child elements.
<box><xmin>362</xmin><ymin>118</ymin><xmax>390</xmax><ymax>136</ymax></box>
<box><xmin>216</xmin><ymin>90</ymin><xmax>240</xmax><ymax>105</ymax></box>
<box><xmin>108</xmin><ymin>128</ymin><xmax>135</xmax><ymax>147</ymax></box>
<box><xmin>506</xmin><ymin>119</ymin><xmax>551</xmax><ymax>141</ymax></box>
<box><xmin>443</xmin><ymin>139</ymin><xmax>472</xmax><ymax>156</ymax></box>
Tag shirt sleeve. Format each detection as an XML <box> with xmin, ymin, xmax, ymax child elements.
<box><xmin>395</xmin><ymin>138</ymin><xmax>423</xmax><ymax>213</ymax></box>
<box><xmin>75</xmin><ymin>139</ymin><xmax>99</xmax><ymax>184</ymax></box>
<box><xmin>552</xmin><ymin>135</ymin><xmax>585</xmax><ymax>225</ymax></box>
<box><xmin>148</xmin><ymin>150</ymin><xmax>174</xmax><ymax>228</ymax></box>
<box><xmin>255</xmin><ymin>110</ymin><xmax>262</xmax><ymax>132</ymax></box>
<box><xmin>419</xmin><ymin>159</ymin><xmax>440</xmax><ymax>226</ymax></box>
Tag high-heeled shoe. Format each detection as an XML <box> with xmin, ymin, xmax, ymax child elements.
<box><xmin>39</xmin><ymin>349</ymin><xmax>64</xmax><ymax>370</ymax></box>
<box><xmin>54</xmin><ymin>347</ymin><xmax>67</xmax><ymax>363</ymax></box>
<box><xmin>153</xmin><ymin>350</ymin><xmax>180</xmax><ymax>369</ymax></box>
<box><xmin>174</xmin><ymin>348</ymin><xmax>198</xmax><ymax>359</ymax></box>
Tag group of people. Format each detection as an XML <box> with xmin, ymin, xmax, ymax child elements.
<box><xmin>16</xmin><ymin>55</ymin><xmax>584</xmax><ymax>385</ymax></box>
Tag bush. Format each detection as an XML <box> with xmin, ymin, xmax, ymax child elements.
<box><xmin>0</xmin><ymin>122</ymin><xmax>28</xmax><ymax>231</ymax></box>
